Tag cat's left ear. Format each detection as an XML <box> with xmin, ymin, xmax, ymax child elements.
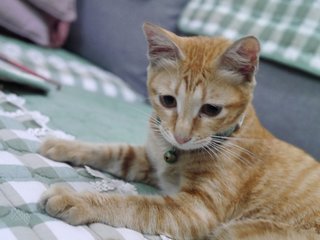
<box><xmin>219</xmin><ymin>36</ymin><xmax>260</xmax><ymax>82</ymax></box>
<box><xmin>143</xmin><ymin>22</ymin><xmax>184</xmax><ymax>67</ymax></box>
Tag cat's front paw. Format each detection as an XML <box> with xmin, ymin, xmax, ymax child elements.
<box><xmin>39</xmin><ymin>185</ymin><xmax>93</xmax><ymax>225</ymax></box>
<box><xmin>39</xmin><ymin>138</ymin><xmax>74</xmax><ymax>162</ymax></box>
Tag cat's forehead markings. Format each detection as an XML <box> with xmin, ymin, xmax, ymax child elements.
<box><xmin>193</xmin><ymin>85</ymin><xmax>202</xmax><ymax>102</ymax></box>
<box><xmin>192</xmin><ymin>85</ymin><xmax>203</xmax><ymax>117</ymax></box>
<box><xmin>169</xmin><ymin>77</ymin><xmax>177</xmax><ymax>91</ymax></box>
<box><xmin>176</xmin><ymin>80</ymin><xmax>203</xmax><ymax>117</ymax></box>
<box><xmin>176</xmin><ymin>81</ymin><xmax>186</xmax><ymax>114</ymax></box>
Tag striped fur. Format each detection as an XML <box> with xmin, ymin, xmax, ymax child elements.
<box><xmin>39</xmin><ymin>24</ymin><xmax>320</xmax><ymax>239</ymax></box>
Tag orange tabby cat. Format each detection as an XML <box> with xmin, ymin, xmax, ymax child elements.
<box><xmin>39</xmin><ymin>23</ymin><xmax>320</xmax><ymax>239</ymax></box>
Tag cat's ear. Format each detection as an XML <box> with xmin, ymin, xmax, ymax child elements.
<box><xmin>143</xmin><ymin>22</ymin><xmax>184</xmax><ymax>67</ymax></box>
<box><xmin>219</xmin><ymin>36</ymin><xmax>260</xmax><ymax>82</ymax></box>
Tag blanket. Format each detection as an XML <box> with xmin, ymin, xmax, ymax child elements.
<box><xmin>0</xmin><ymin>91</ymin><xmax>168</xmax><ymax>240</ymax></box>
<box><xmin>178</xmin><ymin>0</ymin><xmax>320</xmax><ymax>77</ymax></box>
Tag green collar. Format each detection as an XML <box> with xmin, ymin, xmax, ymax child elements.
<box><xmin>214</xmin><ymin>124</ymin><xmax>239</xmax><ymax>138</ymax></box>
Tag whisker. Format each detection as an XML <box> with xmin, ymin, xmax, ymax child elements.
<box><xmin>202</xmin><ymin>145</ymin><xmax>217</xmax><ymax>160</ymax></box>
<box><xmin>212</xmin><ymin>145</ymin><xmax>245</xmax><ymax>170</ymax></box>
<box><xmin>213</xmin><ymin>138</ymin><xmax>255</xmax><ymax>158</ymax></box>
<box><xmin>224</xmin><ymin>141</ymin><xmax>258</xmax><ymax>160</ymax></box>
<box><xmin>211</xmin><ymin>137</ymin><xmax>261</xmax><ymax>164</ymax></box>
<box><xmin>213</xmin><ymin>135</ymin><xmax>266</xmax><ymax>142</ymax></box>
<box><xmin>207</xmin><ymin>141</ymin><xmax>252</xmax><ymax>167</ymax></box>
<box><xmin>206</xmin><ymin>142</ymin><xmax>245</xmax><ymax>174</ymax></box>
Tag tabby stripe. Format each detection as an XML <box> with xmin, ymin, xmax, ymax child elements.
<box><xmin>175</xmin><ymin>200</ymin><xmax>205</xmax><ymax>238</ymax></box>
<box><xmin>181</xmin><ymin>187</ymin><xmax>220</xmax><ymax>221</ymax></box>
<box><xmin>183</xmin><ymin>75</ymin><xmax>189</xmax><ymax>92</ymax></box>
<box><xmin>238</xmin><ymin>168</ymin><xmax>263</xmax><ymax>205</ymax></box>
<box><xmin>193</xmin><ymin>79</ymin><xmax>202</xmax><ymax>90</ymax></box>
<box><xmin>293</xmin><ymin>164</ymin><xmax>320</xmax><ymax>194</ymax></box>
<box><xmin>281</xmin><ymin>177</ymin><xmax>320</xmax><ymax>221</ymax></box>
<box><xmin>141</xmin><ymin>152</ymin><xmax>155</xmax><ymax>184</ymax></box>
<box><xmin>163</xmin><ymin>195</ymin><xmax>211</xmax><ymax>238</ymax></box>
<box><xmin>121</xmin><ymin>146</ymin><xmax>135</xmax><ymax>178</ymax></box>
<box><xmin>234</xmin><ymin>220</ymin><xmax>284</xmax><ymax>239</ymax></box>
<box><xmin>183</xmin><ymin>170</ymin><xmax>214</xmax><ymax>180</ymax></box>
<box><xmin>274</xmin><ymin>163</ymin><xmax>318</xmax><ymax>212</ymax></box>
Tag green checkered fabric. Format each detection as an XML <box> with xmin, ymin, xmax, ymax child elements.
<box><xmin>178</xmin><ymin>0</ymin><xmax>320</xmax><ymax>76</ymax></box>
<box><xmin>0</xmin><ymin>35</ymin><xmax>142</xmax><ymax>102</ymax></box>
<box><xmin>0</xmin><ymin>91</ymin><xmax>164</xmax><ymax>240</ymax></box>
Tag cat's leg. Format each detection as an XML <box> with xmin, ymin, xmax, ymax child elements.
<box><xmin>211</xmin><ymin>218</ymin><xmax>319</xmax><ymax>240</ymax></box>
<box><xmin>40</xmin><ymin>185</ymin><xmax>217</xmax><ymax>240</ymax></box>
<box><xmin>39</xmin><ymin>139</ymin><xmax>156</xmax><ymax>184</ymax></box>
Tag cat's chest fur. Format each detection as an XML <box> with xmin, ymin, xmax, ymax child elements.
<box><xmin>146</xmin><ymin>131</ymin><xmax>183</xmax><ymax>195</ymax></box>
<box><xmin>158</xmin><ymin>164</ymin><xmax>181</xmax><ymax>195</ymax></box>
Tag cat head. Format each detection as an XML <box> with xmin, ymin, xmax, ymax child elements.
<box><xmin>143</xmin><ymin>23</ymin><xmax>260</xmax><ymax>150</ymax></box>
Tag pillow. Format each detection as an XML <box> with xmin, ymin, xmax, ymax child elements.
<box><xmin>0</xmin><ymin>34</ymin><xmax>142</xmax><ymax>102</ymax></box>
<box><xmin>26</xmin><ymin>0</ymin><xmax>77</xmax><ymax>21</ymax></box>
<box><xmin>65</xmin><ymin>0</ymin><xmax>189</xmax><ymax>97</ymax></box>
<box><xmin>178</xmin><ymin>0</ymin><xmax>320</xmax><ymax>77</ymax></box>
<box><xmin>0</xmin><ymin>0</ymin><xmax>49</xmax><ymax>45</ymax></box>
<box><xmin>0</xmin><ymin>0</ymin><xmax>76</xmax><ymax>47</ymax></box>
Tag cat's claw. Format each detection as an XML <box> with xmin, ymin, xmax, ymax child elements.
<box><xmin>39</xmin><ymin>185</ymin><xmax>92</xmax><ymax>225</ymax></box>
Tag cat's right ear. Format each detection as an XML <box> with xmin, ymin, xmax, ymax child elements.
<box><xmin>143</xmin><ymin>22</ymin><xmax>184</xmax><ymax>67</ymax></box>
<box><xmin>219</xmin><ymin>36</ymin><xmax>260</xmax><ymax>82</ymax></box>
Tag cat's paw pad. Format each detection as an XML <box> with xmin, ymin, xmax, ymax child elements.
<box><xmin>39</xmin><ymin>185</ymin><xmax>91</xmax><ymax>225</ymax></box>
<box><xmin>39</xmin><ymin>138</ymin><xmax>70</xmax><ymax>161</ymax></box>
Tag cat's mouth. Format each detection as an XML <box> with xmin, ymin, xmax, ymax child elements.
<box><xmin>172</xmin><ymin>138</ymin><xmax>211</xmax><ymax>151</ymax></box>
<box><xmin>154</xmin><ymin>115</ymin><xmax>241</xmax><ymax>151</ymax></box>
<box><xmin>157</xmin><ymin>122</ymin><xmax>239</xmax><ymax>152</ymax></box>
<box><xmin>158</xmin><ymin>125</ymin><xmax>212</xmax><ymax>151</ymax></box>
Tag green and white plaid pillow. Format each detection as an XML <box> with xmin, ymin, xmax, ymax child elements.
<box><xmin>0</xmin><ymin>35</ymin><xmax>142</xmax><ymax>102</ymax></box>
<box><xmin>178</xmin><ymin>0</ymin><xmax>320</xmax><ymax>77</ymax></box>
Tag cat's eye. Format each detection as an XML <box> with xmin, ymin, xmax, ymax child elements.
<box><xmin>200</xmin><ymin>104</ymin><xmax>222</xmax><ymax>117</ymax></box>
<box><xmin>159</xmin><ymin>95</ymin><xmax>177</xmax><ymax>108</ymax></box>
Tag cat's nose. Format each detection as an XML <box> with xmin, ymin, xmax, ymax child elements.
<box><xmin>174</xmin><ymin>135</ymin><xmax>191</xmax><ymax>144</ymax></box>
